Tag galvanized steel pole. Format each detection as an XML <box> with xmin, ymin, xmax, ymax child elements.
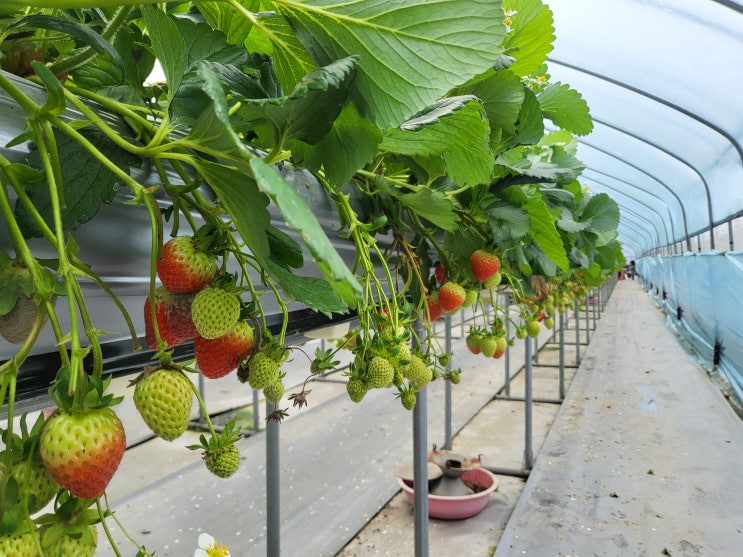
<box><xmin>574</xmin><ymin>299</ymin><xmax>581</xmax><ymax>365</ymax></box>
<box><xmin>524</xmin><ymin>337</ymin><xmax>534</xmax><ymax>470</ymax></box>
<box><xmin>266</xmin><ymin>402</ymin><xmax>280</xmax><ymax>557</ymax></box>
<box><xmin>559</xmin><ymin>311</ymin><xmax>565</xmax><ymax>400</ymax></box>
<box><xmin>443</xmin><ymin>314</ymin><xmax>453</xmax><ymax>450</ymax></box>
<box><xmin>413</xmin><ymin>322</ymin><xmax>429</xmax><ymax>557</ymax></box>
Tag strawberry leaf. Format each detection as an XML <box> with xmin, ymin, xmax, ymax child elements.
<box><xmin>16</xmin><ymin>128</ymin><xmax>140</xmax><ymax>238</ymax></box>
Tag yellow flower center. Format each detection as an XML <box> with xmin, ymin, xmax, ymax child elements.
<box><xmin>206</xmin><ymin>542</ymin><xmax>230</xmax><ymax>557</ymax></box>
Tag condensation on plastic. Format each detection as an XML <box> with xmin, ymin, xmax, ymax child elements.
<box><xmin>637</xmin><ymin>253</ymin><xmax>743</xmax><ymax>402</ymax></box>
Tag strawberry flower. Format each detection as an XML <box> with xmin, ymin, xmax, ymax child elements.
<box><xmin>194</xmin><ymin>533</ymin><xmax>231</xmax><ymax>557</ymax></box>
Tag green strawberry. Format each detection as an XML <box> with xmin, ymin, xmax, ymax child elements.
<box><xmin>404</xmin><ymin>355</ymin><xmax>432</xmax><ymax>388</ymax></box>
<box><xmin>525</xmin><ymin>320</ymin><xmax>541</xmax><ymax>338</ymax></box>
<box><xmin>365</xmin><ymin>356</ymin><xmax>394</xmax><ymax>389</ymax></box>
<box><xmin>247</xmin><ymin>352</ymin><xmax>281</xmax><ymax>390</ymax></box>
<box><xmin>204</xmin><ymin>444</ymin><xmax>240</xmax><ymax>478</ymax></box>
<box><xmin>39</xmin><ymin>407</ymin><xmax>126</xmax><ymax>500</ymax></box>
<box><xmin>346</xmin><ymin>378</ymin><xmax>368</xmax><ymax>403</ymax></box>
<box><xmin>156</xmin><ymin>235</ymin><xmax>217</xmax><ymax>293</ymax></box>
<box><xmin>462</xmin><ymin>289</ymin><xmax>478</xmax><ymax>307</ymax></box>
<box><xmin>483</xmin><ymin>271</ymin><xmax>502</xmax><ymax>289</ymax></box>
<box><xmin>480</xmin><ymin>335</ymin><xmax>498</xmax><ymax>358</ymax></box>
<box><xmin>399</xmin><ymin>389</ymin><xmax>416</xmax><ymax>411</ymax></box>
<box><xmin>515</xmin><ymin>326</ymin><xmax>528</xmax><ymax>339</ymax></box>
<box><xmin>133</xmin><ymin>368</ymin><xmax>193</xmax><ymax>441</ymax></box>
<box><xmin>41</xmin><ymin>524</ymin><xmax>98</xmax><ymax>557</ymax></box>
<box><xmin>544</xmin><ymin>316</ymin><xmax>555</xmax><ymax>329</ymax></box>
<box><xmin>191</xmin><ymin>286</ymin><xmax>241</xmax><ymax>339</ymax></box>
<box><xmin>263</xmin><ymin>379</ymin><xmax>285</xmax><ymax>405</ymax></box>
<box><xmin>0</xmin><ymin>532</ymin><xmax>37</xmax><ymax>556</ymax></box>
<box><xmin>0</xmin><ymin>454</ymin><xmax>59</xmax><ymax>514</ymax></box>
<box><xmin>195</xmin><ymin>321</ymin><xmax>255</xmax><ymax>379</ymax></box>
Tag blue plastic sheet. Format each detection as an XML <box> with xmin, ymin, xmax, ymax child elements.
<box><xmin>637</xmin><ymin>253</ymin><xmax>743</xmax><ymax>403</ymax></box>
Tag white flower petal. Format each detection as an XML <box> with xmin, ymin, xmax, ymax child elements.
<box><xmin>194</xmin><ymin>550</ymin><xmax>207</xmax><ymax>557</ymax></box>
<box><xmin>198</xmin><ymin>533</ymin><xmax>215</xmax><ymax>549</ymax></box>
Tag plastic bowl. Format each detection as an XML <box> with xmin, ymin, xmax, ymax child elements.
<box><xmin>397</xmin><ymin>467</ymin><xmax>498</xmax><ymax>520</ymax></box>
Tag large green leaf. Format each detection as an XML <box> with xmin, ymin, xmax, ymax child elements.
<box><xmin>248</xmin><ymin>157</ymin><xmax>362</xmax><ymax>306</ymax></box>
<box><xmin>258</xmin><ymin>13</ymin><xmax>317</xmax><ymax>92</ymax></box>
<box><xmin>537</xmin><ymin>82</ymin><xmax>593</xmax><ymax>136</ymax></box>
<box><xmin>16</xmin><ymin>129</ymin><xmax>140</xmax><ymax>238</ymax></box>
<box><xmin>582</xmin><ymin>192</ymin><xmax>620</xmax><ymax>232</ymax></box>
<box><xmin>291</xmin><ymin>103</ymin><xmax>382</xmax><ymax>189</ymax></box>
<box><xmin>277</xmin><ymin>0</ymin><xmax>507</xmax><ymax>128</ymax></box>
<box><xmin>459</xmin><ymin>70</ymin><xmax>525</xmax><ymax>135</ymax></box>
<box><xmin>197</xmin><ymin>160</ymin><xmax>271</xmax><ymax>262</ymax></box>
<box><xmin>113</xmin><ymin>24</ymin><xmax>155</xmax><ymax>89</ymax></box>
<box><xmin>502</xmin><ymin>0</ymin><xmax>555</xmax><ymax>76</ymax></box>
<box><xmin>380</xmin><ymin>96</ymin><xmax>492</xmax><ymax>186</ymax></box>
<box><xmin>483</xmin><ymin>200</ymin><xmax>531</xmax><ymax>242</ymax></box>
<box><xmin>12</xmin><ymin>14</ymin><xmax>125</xmax><ymax>75</ymax></box>
<box><xmin>525</xmin><ymin>197</ymin><xmax>568</xmax><ymax>271</ymax></box>
<box><xmin>141</xmin><ymin>5</ymin><xmax>186</xmax><ymax>97</ymax></box>
<box><xmin>238</xmin><ymin>56</ymin><xmax>358</xmax><ymax>146</ymax></box>
<box><xmin>374</xmin><ymin>180</ymin><xmax>458</xmax><ymax>232</ymax></box>
<box><xmin>266</xmin><ymin>261</ymin><xmax>347</xmax><ymax>316</ymax></box>
<box><xmin>196</xmin><ymin>0</ymin><xmax>259</xmax><ymax>46</ymax></box>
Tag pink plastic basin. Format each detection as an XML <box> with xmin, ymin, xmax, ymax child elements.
<box><xmin>397</xmin><ymin>467</ymin><xmax>498</xmax><ymax>520</ymax></box>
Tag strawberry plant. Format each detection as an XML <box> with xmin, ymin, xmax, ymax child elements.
<box><xmin>0</xmin><ymin>0</ymin><xmax>624</xmax><ymax>553</ymax></box>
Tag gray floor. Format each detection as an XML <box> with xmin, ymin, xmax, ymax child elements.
<box><xmin>494</xmin><ymin>280</ymin><xmax>743</xmax><ymax>557</ymax></box>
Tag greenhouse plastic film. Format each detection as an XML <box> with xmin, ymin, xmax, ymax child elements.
<box><xmin>638</xmin><ymin>253</ymin><xmax>743</xmax><ymax>403</ymax></box>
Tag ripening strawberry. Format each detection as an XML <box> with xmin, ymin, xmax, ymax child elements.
<box><xmin>470</xmin><ymin>250</ymin><xmax>501</xmax><ymax>282</ymax></box>
<box><xmin>247</xmin><ymin>352</ymin><xmax>281</xmax><ymax>390</ymax></box>
<box><xmin>483</xmin><ymin>271</ymin><xmax>502</xmax><ymax>289</ymax></box>
<box><xmin>133</xmin><ymin>368</ymin><xmax>193</xmax><ymax>441</ymax></box>
<box><xmin>0</xmin><ymin>532</ymin><xmax>37</xmax><ymax>556</ymax></box>
<box><xmin>466</xmin><ymin>332</ymin><xmax>482</xmax><ymax>354</ymax></box>
<box><xmin>39</xmin><ymin>407</ymin><xmax>126</xmax><ymax>500</ymax></box>
<box><xmin>493</xmin><ymin>336</ymin><xmax>508</xmax><ymax>359</ymax></box>
<box><xmin>157</xmin><ymin>235</ymin><xmax>217</xmax><ymax>293</ymax></box>
<box><xmin>204</xmin><ymin>444</ymin><xmax>240</xmax><ymax>478</ymax></box>
<box><xmin>437</xmin><ymin>282</ymin><xmax>466</xmax><ymax>313</ymax></box>
<box><xmin>195</xmin><ymin>322</ymin><xmax>254</xmax><ymax>379</ymax></box>
<box><xmin>191</xmin><ymin>287</ymin><xmax>241</xmax><ymax>339</ymax></box>
<box><xmin>144</xmin><ymin>288</ymin><xmax>181</xmax><ymax>349</ymax></box>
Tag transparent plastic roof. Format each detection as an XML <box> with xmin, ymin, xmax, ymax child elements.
<box><xmin>546</xmin><ymin>0</ymin><xmax>743</xmax><ymax>256</ymax></box>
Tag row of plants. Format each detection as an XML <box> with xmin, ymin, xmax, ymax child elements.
<box><xmin>0</xmin><ymin>0</ymin><xmax>622</xmax><ymax>554</ymax></box>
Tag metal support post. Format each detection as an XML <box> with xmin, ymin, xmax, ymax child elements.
<box><xmin>504</xmin><ymin>310</ymin><xmax>511</xmax><ymax>396</ymax></box>
<box><xmin>443</xmin><ymin>313</ymin><xmax>453</xmax><ymax>450</ymax></box>
<box><xmin>524</xmin><ymin>336</ymin><xmax>534</xmax><ymax>470</ymax></box>
<box><xmin>266</xmin><ymin>402</ymin><xmax>280</xmax><ymax>557</ymax></box>
<box><xmin>413</xmin><ymin>322</ymin><xmax>429</xmax><ymax>557</ymax></box>
<box><xmin>253</xmin><ymin>389</ymin><xmax>260</xmax><ymax>432</ymax></box>
<box><xmin>584</xmin><ymin>294</ymin><xmax>590</xmax><ymax>341</ymax></box>
<box><xmin>574</xmin><ymin>299</ymin><xmax>581</xmax><ymax>365</ymax></box>
<box><xmin>559</xmin><ymin>311</ymin><xmax>565</xmax><ymax>400</ymax></box>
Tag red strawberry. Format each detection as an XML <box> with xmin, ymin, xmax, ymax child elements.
<box><xmin>470</xmin><ymin>250</ymin><xmax>501</xmax><ymax>282</ymax></box>
<box><xmin>195</xmin><ymin>322</ymin><xmax>255</xmax><ymax>379</ymax></box>
<box><xmin>434</xmin><ymin>262</ymin><xmax>447</xmax><ymax>285</ymax></box>
<box><xmin>157</xmin><ymin>236</ymin><xmax>217</xmax><ymax>293</ymax></box>
<box><xmin>437</xmin><ymin>282</ymin><xmax>466</xmax><ymax>312</ymax></box>
<box><xmin>39</xmin><ymin>407</ymin><xmax>126</xmax><ymax>500</ymax></box>
<box><xmin>167</xmin><ymin>292</ymin><xmax>199</xmax><ymax>340</ymax></box>
<box><xmin>425</xmin><ymin>294</ymin><xmax>443</xmax><ymax>322</ymax></box>
<box><xmin>144</xmin><ymin>288</ymin><xmax>181</xmax><ymax>349</ymax></box>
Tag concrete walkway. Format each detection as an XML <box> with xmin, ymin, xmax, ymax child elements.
<box><xmin>494</xmin><ymin>280</ymin><xmax>743</xmax><ymax>557</ymax></box>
